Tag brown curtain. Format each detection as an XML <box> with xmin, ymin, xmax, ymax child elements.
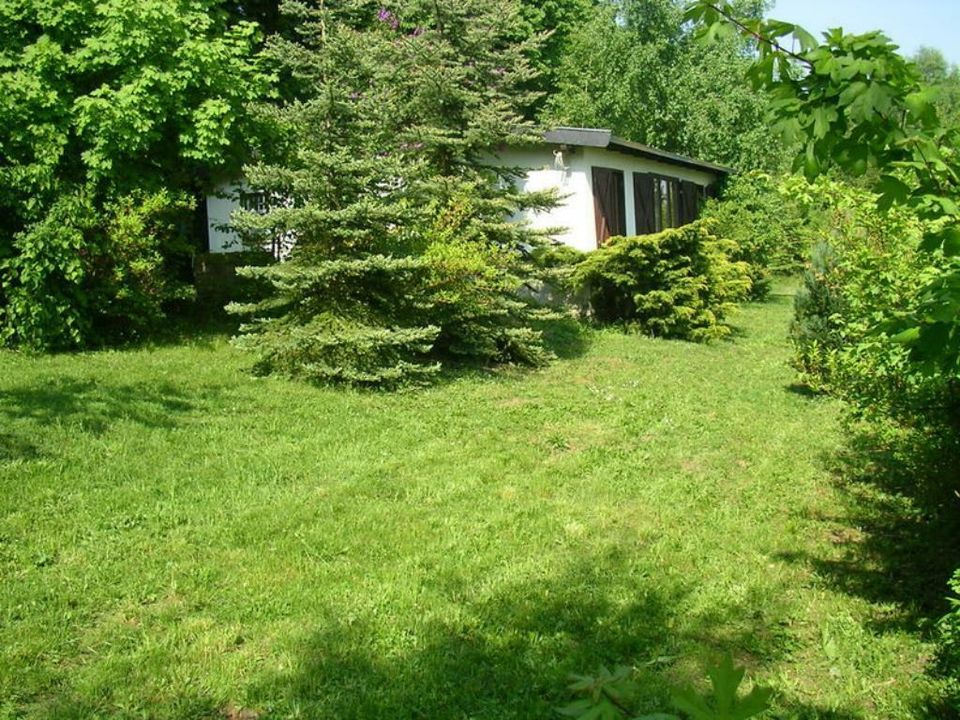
<box><xmin>633</xmin><ymin>173</ymin><xmax>656</xmax><ymax>235</ymax></box>
<box><xmin>680</xmin><ymin>181</ymin><xmax>700</xmax><ymax>225</ymax></box>
<box><xmin>592</xmin><ymin>167</ymin><xmax>626</xmax><ymax>246</ymax></box>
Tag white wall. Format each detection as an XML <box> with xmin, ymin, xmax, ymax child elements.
<box><xmin>206</xmin><ymin>182</ymin><xmax>245</xmax><ymax>253</ymax></box>
<box><xmin>492</xmin><ymin>146</ymin><xmax>720</xmax><ymax>252</ymax></box>
<box><xmin>205</xmin><ymin>147</ymin><xmax>721</xmax><ymax>254</ymax></box>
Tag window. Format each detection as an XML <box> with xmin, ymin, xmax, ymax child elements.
<box><xmin>236</xmin><ymin>190</ymin><xmax>292</xmax><ymax>259</ymax></box>
<box><xmin>591</xmin><ymin>167</ymin><xmax>627</xmax><ymax>246</ymax></box>
<box><xmin>634</xmin><ymin>174</ymin><xmax>705</xmax><ymax>235</ymax></box>
<box><xmin>654</xmin><ymin>177</ymin><xmax>680</xmax><ymax>230</ymax></box>
<box><xmin>239</xmin><ymin>190</ymin><xmax>270</xmax><ymax>215</ymax></box>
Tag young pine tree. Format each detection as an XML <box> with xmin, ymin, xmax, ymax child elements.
<box><xmin>228</xmin><ymin>0</ymin><xmax>558</xmax><ymax>385</ymax></box>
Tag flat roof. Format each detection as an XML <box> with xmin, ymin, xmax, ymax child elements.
<box><xmin>543</xmin><ymin>127</ymin><xmax>734</xmax><ymax>175</ymax></box>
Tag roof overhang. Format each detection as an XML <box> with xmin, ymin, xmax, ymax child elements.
<box><xmin>543</xmin><ymin>127</ymin><xmax>734</xmax><ymax>175</ymax></box>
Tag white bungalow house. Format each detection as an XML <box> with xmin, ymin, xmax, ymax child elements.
<box><xmin>204</xmin><ymin>127</ymin><xmax>732</xmax><ymax>255</ymax></box>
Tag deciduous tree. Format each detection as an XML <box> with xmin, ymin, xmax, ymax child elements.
<box><xmin>0</xmin><ymin>0</ymin><xmax>270</xmax><ymax>348</ymax></box>
<box><xmin>543</xmin><ymin>0</ymin><xmax>784</xmax><ymax>171</ymax></box>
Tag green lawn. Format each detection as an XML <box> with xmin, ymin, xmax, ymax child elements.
<box><xmin>0</xmin><ymin>291</ymin><xmax>950</xmax><ymax>719</ymax></box>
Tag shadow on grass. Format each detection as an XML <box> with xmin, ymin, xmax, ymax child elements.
<box><xmin>785</xmin><ymin>382</ymin><xmax>827</xmax><ymax>399</ymax></box>
<box><xmin>0</xmin><ymin>377</ymin><xmax>208</xmax><ymax>461</ymax></box>
<box><xmin>124</xmin><ymin>301</ymin><xmax>240</xmax><ymax>351</ymax></box>
<box><xmin>15</xmin><ymin>541</ymin><xmax>896</xmax><ymax>719</ymax></box>
<box><xmin>245</xmin><ymin>557</ymin><xmax>805</xmax><ymax>720</ymax></box>
<box><xmin>781</xmin><ymin>423</ymin><xmax>960</xmax><ymax>638</ymax></box>
<box><xmin>327</xmin><ymin>314</ymin><xmax>595</xmax><ymax>393</ymax></box>
<box><xmin>539</xmin><ymin>314</ymin><xmax>593</xmax><ymax>360</ymax></box>
<box><xmin>0</xmin><ymin>430</ymin><xmax>40</xmax><ymax>461</ymax></box>
<box><xmin>23</xmin><ymin>691</ymin><xmax>223</xmax><ymax>720</ymax></box>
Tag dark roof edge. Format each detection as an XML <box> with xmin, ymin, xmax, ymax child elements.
<box><xmin>543</xmin><ymin>126</ymin><xmax>734</xmax><ymax>175</ymax></box>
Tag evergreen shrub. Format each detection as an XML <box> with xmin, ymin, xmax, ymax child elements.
<box><xmin>572</xmin><ymin>220</ymin><xmax>751</xmax><ymax>341</ymax></box>
<box><xmin>228</xmin><ymin>0</ymin><xmax>559</xmax><ymax>386</ymax></box>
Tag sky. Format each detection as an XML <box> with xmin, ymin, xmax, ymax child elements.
<box><xmin>771</xmin><ymin>0</ymin><xmax>960</xmax><ymax>65</ymax></box>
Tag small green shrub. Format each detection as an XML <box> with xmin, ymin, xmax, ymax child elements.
<box><xmin>572</xmin><ymin>220</ymin><xmax>751</xmax><ymax>341</ymax></box>
<box><xmin>0</xmin><ymin>190</ymin><xmax>195</xmax><ymax>350</ymax></box>
<box><xmin>938</xmin><ymin>571</ymin><xmax>960</xmax><ymax>697</ymax></box>
<box><xmin>790</xmin><ymin>241</ymin><xmax>845</xmax><ymax>388</ymax></box>
<box><xmin>700</xmin><ymin>172</ymin><xmax>811</xmax><ymax>300</ymax></box>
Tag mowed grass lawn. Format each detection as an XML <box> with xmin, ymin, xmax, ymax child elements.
<box><xmin>0</xmin><ymin>291</ymin><xmax>950</xmax><ymax>719</ymax></box>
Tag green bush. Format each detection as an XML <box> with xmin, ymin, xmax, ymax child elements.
<box><xmin>939</xmin><ymin>571</ymin><xmax>960</xmax><ymax>697</ymax></box>
<box><xmin>785</xmin><ymin>178</ymin><xmax>955</xmax><ymax>428</ymax></box>
<box><xmin>572</xmin><ymin>220</ymin><xmax>751</xmax><ymax>341</ymax></box>
<box><xmin>0</xmin><ymin>190</ymin><xmax>195</xmax><ymax>350</ymax></box>
<box><xmin>700</xmin><ymin>171</ymin><xmax>811</xmax><ymax>300</ymax></box>
<box><xmin>0</xmin><ymin>0</ymin><xmax>269</xmax><ymax>350</ymax></box>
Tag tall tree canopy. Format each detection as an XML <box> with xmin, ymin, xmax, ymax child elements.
<box><xmin>516</xmin><ymin>0</ymin><xmax>598</xmax><ymax>113</ymax></box>
<box><xmin>542</xmin><ymin>0</ymin><xmax>784</xmax><ymax>171</ymax></box>
<box><xmin>0</xmin><ymin>0</ymin><xmax>270</xmax><ymax>349</ymax></box>
<box><xmin>912</xmin><ymin>46</ymin><xmax>960</xmax><ymax>129</ymax></box>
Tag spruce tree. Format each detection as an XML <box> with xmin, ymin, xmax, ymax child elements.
<box><xmin>228</xmin><ymin>0</ymin><xmax>558</xmax><ymax>385</ymax></box>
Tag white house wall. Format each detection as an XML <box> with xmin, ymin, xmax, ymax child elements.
<box><xmin>206</xmin><ymin>147</ymin><xmax>721</xmax><ymax>255</ymax></box>
<box><xmin>491</xmin><ymin>146</ymin><xmax>719</xmax><ymax>252</ymax></box>
<box><xmin>206</xmin><ymin>182</ymin><xmax>245</xmax><ymax>253</ymax></box>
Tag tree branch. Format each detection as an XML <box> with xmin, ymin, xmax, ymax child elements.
<box><xmin>701</xmin><ymin>1</ymin><xmax>813</xmax><ymax>69</ymax></box>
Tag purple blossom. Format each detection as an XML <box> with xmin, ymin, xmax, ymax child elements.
<box><xmin>377</xmin><ymin>7</ymin><xmax>400</xmax><ymax>30</ymax></box>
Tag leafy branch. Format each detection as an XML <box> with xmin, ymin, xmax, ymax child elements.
<box><xmin>686</xmin><ymin>0</ymin><xmax>960</xmax><ymax>375</ymax></box>
<box><xmin>560</xmin><ymin>656</ymin><xmax>773</xmax><ymax>720</ymax></box>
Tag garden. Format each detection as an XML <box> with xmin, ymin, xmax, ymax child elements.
<box><xmin>2</xmin><ymin>0</ymin><xmax>959</xmax><ymax>718</ymax></box>
<box><xmin>0</xmin><ymin>285</ymin><xmax>952</xmax><ymax>719</ymax></box>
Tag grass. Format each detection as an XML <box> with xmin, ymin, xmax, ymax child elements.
<box><xmin>0</xmin><ymin>290</ymin><xmax>953</xmax><ymax>719</ymax></box>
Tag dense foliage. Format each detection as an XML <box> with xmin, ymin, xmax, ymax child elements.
<box><xmin>940</xmin><ymin>571</ymin><xmax>960</xmax><ymax>695</ymax></box>
<box><xmin>785</xmin><ymin>178</ymin><xmax>951</xmax><ymax>426</ymax></box>
<box><xmin>543</xmin><ymin>0</ymin><xmax>787</xmax><ymax>171</ymax></box>
<box><xmin>0</xmin><ymin>0</ymin><xmax>269</xmax><ymax>349</ymax></box>
<box><xmin>700</xmin><ymin>171</ymin><xmax>809</xmax><ymax>298</ymax></box>
<box><xmin>228</xmin><ymin>0</ymin><xmax>558</xmax><ymax>385</ymax></box>
<box><xmin>516</xmin><ymin>0</ymin><xmax>597</xmax><ymax>115</ymax></box>
<box><xmin>688</xmin><ymin>1</ymin><xmax>960</xmax><ymax>378</ymax></box>
<box><xmin>2</xmin><ymin>190</ymin><xmax>197</xmax><ymax>349</ymax></box>
<box><xmin>572</xmin><ymin>220</ymin><xmax>751</xmax><ymax>341</ymax></box>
